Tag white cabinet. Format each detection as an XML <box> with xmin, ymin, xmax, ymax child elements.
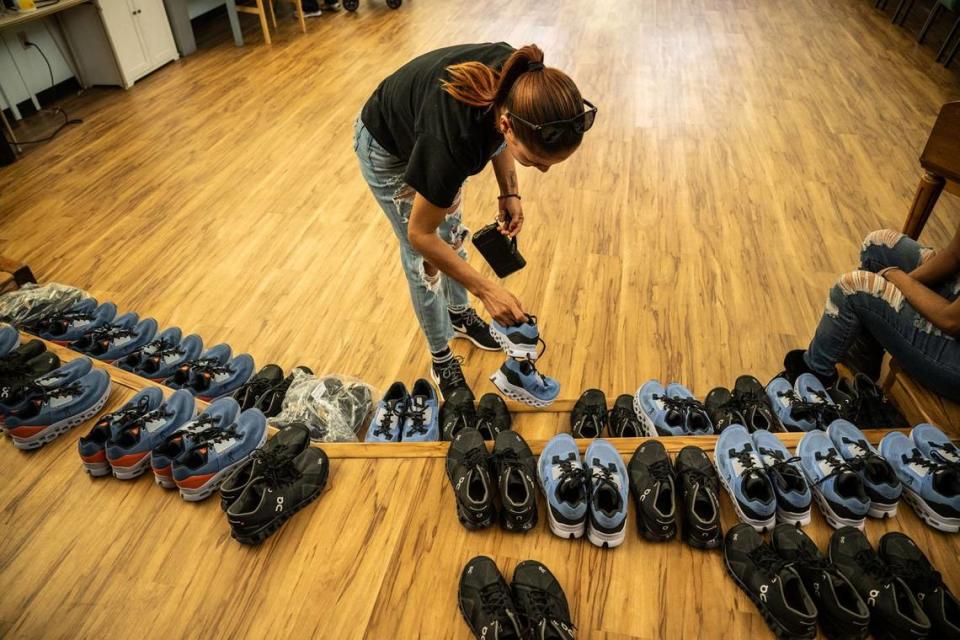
<box><xmin>98</xmin><ymin>0</ymin><xmax>178</xmax><ymax>87</ymax></box>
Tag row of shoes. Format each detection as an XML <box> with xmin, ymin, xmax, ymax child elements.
<box><xmin>725</xmin><ymin>523</ymin><xmax>957</xmax><ymax>640</ymax></box>
<box><xmin>458</xmin><ymin>556</ymin><xmax>574</xmax><ymax>640</ymax></box>
<box><xmin>231</xmin><ymin>364</ymin><xmax>314</xmax><ymax>417</ymax></box>
<box><xmin>440</xmin><ymin>389</ymin><xmax>512</xmax><ymax>441</ymax></box>
<box><xmin>488</xmin><ymin>317</ymin><xmax>561</xmax><ymax>407</ymax></box>
<box><xmin>570</xmin><ymin>389</ymin><xmax>647</xmax><ymax>438</ymax></box>
<box><xmin>364</xmin><ymin>379</ymin><xmax>440</xmax><ymax>442</ymax></box>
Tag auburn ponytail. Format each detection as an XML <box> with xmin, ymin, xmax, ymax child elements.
<box><xmin>442</xmin><ymin>44</ymin><xmax>585</xmax><ymax>156</ymax></box>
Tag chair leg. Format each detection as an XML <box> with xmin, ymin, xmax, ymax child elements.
<box><xmin>268</xmin><ymin>0</ymin><xmax>277</xmax><ymax>28</ymax></box>
<box><xmin>918</xmin><ymin>3</ymin><xmax>942</xmax><ymax>43</ymax></box>
<box><xmin>894</xmin><ymin>0</ymin><xmax>915</xmax><ymax>25</ymax></box>
<box><xmin>295</xmin><ymin>0</ymin><xmax>306</xmax><ymax>33</ymax></box>
<box><xmin>936</xmin><ymin>14</ymin><xmax>960</xmax><ymax>60</ymax></box>
<box><xmin>254</xmin><ymin>0</ymin><xmax>271</xmax><ymax>44</ymax></box>
<box><xmin>946</xmin><ymin>25</ymin><xmax>960</xmax><ymax>66</ymax></box>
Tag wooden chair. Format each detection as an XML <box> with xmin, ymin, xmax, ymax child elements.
<box><xmin>902</xmin><ymin>101</ymin><xmax>960</xmax><ymax>240</ymax></box>
<box><xmin>235</xmin><ymin>0</ymin><xmax>306</xmax><ymax>45</ymax></box>
<box><xmin>882</xmin><ymin>357</ymin><xmax>960</xmax><ymax>436</ymax></box>
<box><xmin>916</xmin><ymin>0</ymin><xmax>960</xmax><ymax>62</ymax></box>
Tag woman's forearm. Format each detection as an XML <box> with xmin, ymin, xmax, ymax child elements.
<box><xmin>491</xmin><ymin>147</ymin><xmax>519</xmax><ymax>195</ymax></box>
<box><xmin>909</xmin><ymin>248</ymin><xmax>960</xmax><ymax>286</ymax></box>
<box><xmin>885</xmin><ymin>270</ymin><xmax>960</xmax><ymax>336</ymax></box>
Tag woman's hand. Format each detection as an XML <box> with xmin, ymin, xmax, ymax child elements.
<box><xmin>498</xmin><ymin>195</ymin><xmax>524</xmax><ymax>238</ymax></box>
<box><xmin>478</xmin><ymin>280</ymin><xmax>526</xmax><ymax>326</ymax></box>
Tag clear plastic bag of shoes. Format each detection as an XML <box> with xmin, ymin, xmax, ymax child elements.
<box><xmin>0</xmin><ymin>283</ymin><xmax>87</xmax><ymax>326</ymax></box>
<box><xmin>271</xmin><ymin>369</ymin><xmax>376</xmax><ymax>442</ymax></box>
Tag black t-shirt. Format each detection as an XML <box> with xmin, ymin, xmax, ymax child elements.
<box><xmin>360</xmin><ymin>42</ymin><xmax>515</xmax><ymax>209</ymax></box>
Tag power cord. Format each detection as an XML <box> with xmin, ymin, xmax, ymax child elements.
<box><xmin>1</xmin><ymin>39</ymin><xmax>82</xmax><ymax>146</ymax></box>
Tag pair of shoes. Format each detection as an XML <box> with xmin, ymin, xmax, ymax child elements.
<box><xmin>238</xmin><ymin>365</ymin><xmax>314</xmax><ymax>417</ymax></box>
<box><xmin>450</xmin><ymin>307</ymin><xmax>501</xmax><ymax>351</ymax></box>
<box><xmin>440</xmin><ymin>390</ymin><xmax>511</xmax><ymax>441</ymax></box>
<box><xmin>221</xmin><ymin>423</ymin><xmax>329</xmax><ymax>545</ymax></box>
<box><xmin>538</xmin><ymin>434</ymin><xmax>628</xmax><ymax>547</ymax></box>
<box><xmin>446</xmin><ymin>428</ymin><xmax>538</xmax><ymax>532</ymax></box>
<box><xmin>798</xmin><ymin>421</ymin><xmax>901</xmax><ymax>530</ymax></box>
<box><xmin>69</xmin><ymin>311</ymin><xmax>158</xmax><ymax>363</ymax></box>
<box><xmin>488</xmin><ymin>316</ymin><xmax>560</xmax><ymax>408</ymax></box>
<box><xmin>628</xmin><ymin>442</ymin><xmax>722</xmax><ymax>548</ymax></box>
<box><xmin>829</xmin><ymin>373</ymin><xmax>908</xmax><ymax>429</ymax></box>
<box><xmin>570</xmin><ymin>390</ymin><xmax>644</xmax><ymax>438</ymax></box>
<box><xmin>459</xmin><ymin>556</ymin><xmax>574</xmax><ymax>640</ymax></box>
<box><xmin>767</xmin><ymin>373</ymin><xmax>840</xmax><ymax>432</ymax></box>
<box><xmin>706</xmin><ymin>375</ymin><xmax>782</xmax><ymax>432</ymax></box>
<box><xmin>830</xmin><ymin>527</ymin><xmax>937</xmax><ymax>639</ymax></box>
<box><xmin>163</xmin><ymin>344</ymin><xmax>254</xmax><ymax>401</ymax></box>
<box><xmin>4</xmin><ymin>358</ymin><xmax>111</xmax><ymax>450</ymax></box>
<box><xmin>634</xmin><ymin>380</ymin><xmax>713</xmax><ymax>435</ymax></box>
<box><xmin>78</xmin><ymin>388</ymin><xmax>195</xmax><ymax>478</ymax></box>
<box><xmin>150</xmin><ymin>397</ymin><xmax>267</xmax><ymax>501</ymax></box>
<box><xmin>117</xmin><ymin>327</ymin><xmax>203</xmax><ymax>381</ymax></box>
<box><xmin>431</xmin><ymin>355</ymin><xmax>473</xmax><ymax>401</ymax></box>
<box><xmin>28</xmin><ymin>298</ymin><xmax>116</xmax><ymax>345</ymax></box>
<box><xmin>880</xmin><ymin>424</ymin><xmax>960</xmax><ymax>532</ymax></box>
<box><xmin>716</xmin><ymin>426</ymin><xmax>811</xmax><ymax>531</ymax></box>
<box><xmin>0</xmin><ymin>335</ymin><xmax>61</xmax><ymax>409</ymax></box>
<box><xmin>365</xmin><ymin>380</ymin><xmax>439</xmax><ymax>442</ymax></box>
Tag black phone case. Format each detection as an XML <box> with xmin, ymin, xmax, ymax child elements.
<box><xmin>471</xmin><ymin>221</ymin><xmax>527</xmax><ymax>278</ymax></box>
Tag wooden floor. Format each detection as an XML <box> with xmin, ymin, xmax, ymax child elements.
<box><xmin>2</xmin><ymin>0</ymin><xmax>960</xmax><ymax>638</ymax></box>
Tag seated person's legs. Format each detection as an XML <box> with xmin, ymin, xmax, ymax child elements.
<box><xmin>859</xmin><ymin>228</ymin><xmax>933</xmax><ymax>273</ymax></box>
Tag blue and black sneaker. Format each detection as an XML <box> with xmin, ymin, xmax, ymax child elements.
<box><xmin>118</xmin><ymin>328</ymin><xmax>203</xmax><ymax>381</ymax></box>
<box><xmin>664</xmin><ymin>383</ymin><xmax>713</xmax><ymax>434</ymax></box>
<box><xmin>490</xmin><ymin>357</ymin><xmax>559</xmax><ymax>408</ymax></box>
<box><xmin>402</xmin><ymin>378</ymin><xmax>439</xmax><ymax>442</ymax></box>
<box><xmin>165</xmin><ymin>343</ymin><xmax>232</xmax><ymax>390</ymax></box>
<box><xmin>583</xmin><ymin>438</ymin><xmax>628</xmax><ymax>548</ymax></box>
<box><xmin>151</xmin><ymin>396</ymin><xmax>240</xmax><ymax>488</ymax></box>
<box><xmin>69</xmin><ymin>310</ymin><xmax>137</xmax><ymax>351</ymax></box>
<box><xmin>489</xmin><ymin>316</ymin><xmax>542</xmax><ymax>361</ymax></box>
<box><xmin>82</xmin><ymin>317</ymin><xmax>158</xmax><ymax>363</ymax></box>
<box><xmin>34</xmin><ymin>300</ymin><xmax>116</xmax><ymax>345</ymax></box>
<box><xmin>633</xmin><ymin>380</ymin><xmax>682</xmax><ymax>436</ymax></box>
<box><xmin>538</xmin><ymin>433</ymin><xmax>588</xmax><ymax>539</ymax></box>
<box><xmin>106</xmin><ymin>389</ymin><xmax>196</xmax><ymax>480</ymax></box>
<box><xmin>798</xmin><ymin>430</ymin><xmax>870</xmax><ymax>530</ymax></box>
<box><xmin>911</xmin><ymin>422</ymin><xmax>959</xmax><ymax>465</ymax></box>
<box><xmin>880</xmin><ymin>431</ymin><xmax>960</xmax><ymax>533</ymax></box>
<box><xmin>766</xmin><ymin>374</ymin><xmax>838</xmax><ymax>432</ymax></box>
<box><xmin>1</xmin><ymin>357</ymin><xmax>92</xmax><ymax>420</ymax></box>
<box><xmin>77</xmin><ymin>387</ymin><xmax>164</xmax><ymax>476</ymax></box>
<box><xmin>751</xmin><ymin>429</ymin><xmax>812</xmax><ymax>526</ymax></box>
<box><xmin>0</xmin><ymin>323</ymin><xmax>19</xmax><ymax>357</ymax></box>
<box><xmin>827</xmin><ymin>419</ymin><xmax>901</xmax><ymax>519</ymax></box>
<box><xmin>188</xmin><ymin>353</ymin><xmax>254</xmax><ymax>401</ymax></box>
<box><xmin>714</xmin><ymin>424</ymin><xmax>777</xmax><ymax>532</ymax></box>
<box><xmin>172</xmin><ymin>407</ymin><xmax>267</xmax><ymax>502</ymax></box>
<box><xmin>365</xmin><ymin>382</ymin><xmax>408</xmax><ymax>443</ymax></box>
<box><xmin>6</xmin><ymin>368</ymin><xmax>111</xmax><ymax>450</ymax></box>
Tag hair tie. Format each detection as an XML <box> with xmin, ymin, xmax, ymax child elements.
<box><xmin>527</xmin><ymin>61</ymin><xmax>544</xmax><ymax>72</ymax></box>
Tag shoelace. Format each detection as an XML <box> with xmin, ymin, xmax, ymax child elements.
<box><xmin>372</xmin><ymin>404</ymin><xmax>404</xmax><ymax>439</ymax></box>
<box><xmin>573</xmin><ymin>408</ymin><xmax>604</xmax><ymax>436</ymax></box>
<box><xmin>792</xmin><ymin>546</ymin><xmax>833</xmax><ymax>573</ymax></box>
<box><xmin>103</xmin><ymin>395</ymin><xmax>152</xmax><ymax>426</ymax></box>
<box><xmin>476</xmin><ymin>407</ymin><xmax>496</xmax><ymax>435</ymax></box>
<box><xmin>148</xmin><ymin>338</ymin><xmax>183</xmax><ymax>362</ymax></box>
<box><xmin>777</xmin><ymin>389</ymin><xmax>837</xmax><ymax>426</ymax></box>
<box><xmin>38</xmin><ymin>309</ymin><xmax>93</xmax><ymax>332</ymax></box>
<box><xmin>435</xmin><ymin>356</ymin><xmax>467</xmax><ymax>387</ymax></box>
<box><xmin>609</xmin><ymin>406</ymin><xmax>641</xmax><ymax>435</ymax></box>
<box><xmin>812</xmin><ymin>449</ymin><xmax>856</xmax><ymax>486</ymax></box>
<box><xmin>404</xmin><ymin>402</ymin><xmax>429</xmax><ymax>436</ymax></box>
<box><xmin>886</xmin><ymin>557</ymin><xmax>941</xmax><ymax>594</ymax></box>
<box><xmin>39</xmin><ymin>381</ymin><xmax>82</xmax><ymax>402</ymax></box>
<box><xmin>589</xmin><ymin>462</ymin><xmax>619</xmax><ymax>495</ymax></box>
<box><xmin>930</xmin><ymin>442</ymin><xmax>960</xmax><ymax>464</ymax></box>
<box><xmin>463</xmin><ymin>445</ymin><xmax>490</xmax><ymax>472</ymax></box>
<box><xmin>494</xmin><ymin>448</ymin><xmax>524</xmax><ymax>475</ymax></box>
<box><xmin>515</xmin><ymin>588</ymin><xmax>572</xmax><ymax>634</ymax></box>
<box><xmin>761</xmin><ymin>451</ymin><xmax>804</xmax><ymax>479</ymax></box>
<box><xmin>855</xmin><ymin>550</ymin><xmax>894</xmax><ymax>582</ymax></box>
<box><xmin>253</xmin><ymin>446</ymin><xmax>302</xmax><ymax>488</ymax></box>
<box><xmin>191</xmin><ymin>425</ymin><xmax>240</xmax><ymax>447</ymax></box>
<box><xmin>479</xmin><ymin>583</ymin><xmax>517</xmax><ymax>629</ymax></box>
<box><xmin>733</xmin><ymin>446</ymin><xmax>762</xmax><ymax>475</ymax></box>
<box><xmin>89</xmin><ymin>325</ymin><xmax>136</xmax><ymax>343</ymax></box>
<box><xmin>679</xmin><ymin>466</ymin><xmax>718</xmax><ymax>492</ymax></box>
<box><xmin>459</xmin><ymin>308</ymin><xmax>487</xmax><ymax>328</ymax></box>
<box><xmin>748</xmin><ymin>544</ymin><xmax>789</xmax><ymax>574</ymax></box>
<box><xmin>903</xmin><ymin>451</ymin><xmax>956</xmax><ymax>475</ymax></box>
<box><xmin>648</xmin><ymin>458</ymin><xmax>674</xmax><ymax>483</ymax></box>
<box><xmin>654</xmin><ymin>394</ymin><xmax>705</xmax><ymax>419</ymax></box>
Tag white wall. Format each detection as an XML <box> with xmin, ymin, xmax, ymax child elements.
<box><xmin>0</xmin><ymin>19</ymin><xmax>75</xmax><ymax>112</ymax></box>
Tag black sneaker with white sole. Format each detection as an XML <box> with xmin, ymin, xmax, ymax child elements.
<box><xmin>451</xmin><ymin>308</ymin><xmax>501</xmax><ymax>351</ymax></box>
<box><xmin>255</xmin><ymin>365</ymin><xmax>313</xmax><ymax>418</ymax></box>
<box><xmin>511</xmin><ymin>560</ymin><xmax>576</xmax><ymax>640</ymax></box>
<box><xmin>724</xmin><ymin>523</ymin><xmax>818</xmax><ymax>640</ymax></box>
<box><xmin>733</xmin><ymin>375</ymin><xmax>783</xmax><ymax>432</ymax></box>
<box><xmin>458</xmin><ymin>556</ymin><xmax>525</xmax><ymax>640</ymax></box>
<box><xmin>628</xmin><ymin>441</ymin><xmax>677</xmax><ymax>541</ymax></box>
<box><xmin>492</xmin><ymin>430</ymin><xmax>538</xmax><ymax>532</ymax></box>
<box><xmin>441</xmin><ymin>387</ymin><xmax>477</xmax><ymax>441</ymax></box>
<box><xmin>829</xmin><ymin>526</ymin><xmax>930</xmax><ymax>640</ymax></box>
<box><xmin>571</xmin><ymin>388</ymin><xmax>607</xmax><ymax>438</ymax></box>
<box><xmin>676</xmin><ymin>446</ymin><xmax>722</xmax><ymax>549</ymax></box>
<box><xmin>432</xmin><ymin>356</ymin><xmax>471</xmax><ymax>400</ymax></box>
<box><xmin>233</xmin><ymin>364</ymin><xmax>284</xmax><ymax>411</ymax></box>
<box><xmin>609</xmin><ymin>394</ymin><xmax>644</xmax><ymax>437</ymax></box>
<box><xmin>446</xmin><ymin>428</ymin><xmax>496</xmax><ymax>529</ymax></box>
<box><xmin>772</xmin><ymin>524</ymin><xmax>869</xmax><ymax>640</ymax></box>
<box><xmin>219</xmin><ymin>422</ymin><xmax>311</xmax><ymax>510</ymax></box>
<box><xmin>476</xmin><ymin>393</ymin><xmax>511</xmax><ymax>440</ymax></box>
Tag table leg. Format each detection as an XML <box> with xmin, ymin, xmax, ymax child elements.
<box><xmin>0</xmin><ymin>34</ymin><xmax>40</xmax><ymax>112</ymax></box>
<box><xmin>903</xmin><ymin>170</ymin><xmax>945</xmax><ymax>240</ymax></box>
<box><xmin>225</xmin><ymin>0</ymin><xmax>244</xmax><ymax>46</ymax></box>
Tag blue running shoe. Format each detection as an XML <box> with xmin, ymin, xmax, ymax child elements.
<box><xmin>827</xmin><ymin>419</ymin><xmax>901</xmax><ymax>519</ymax></box>
<box><xmin>164</xmin><ymin>343</ymin><xmax>232</xmax><ymax>390</ymax></box>
<box><xmin>880</xmin><ymin>431</ymin><xmax>960</xmax><ymax>533</ymax></box>
<box><xmin>70</xmin><ymin>311</ymin><xmax>138</xmax><ymax>350</ymax></box>
<box><xmin>151</xmin><ymin>396</ymin><xmax>241</xmax><ymax>488</ymax></box>
<box><xmin>77</xmin><ymin>387</ymin><xmax>164</xmax><ymax>476</ymax></box>
<box><xmin>751</xmin><ymin>429</ymin><xmax>812</xmax><ymax>526</ymax></box>
<box><xmin>402</xmin><ymin>378</ymin><xmax>439</xmax><ymax>442</ymax></box>
<box><xmin>0</xmin><ymin>357</ymin><xmax>94</xmax><ymax>418</ymax></box>
<box><xmin>583</xmin><ymin>438</ymin><xmax>628</xmax><ymax>548</ymax></box>
<box><xmin>664</xmin><ymin>382</ymin><xmax>714</xmax><ymax>435</ymax></box>
<box><xmin>188</xmin><ymin>353</ymin><xmax>254</xmax><ymax>401</ymax></box>
<box><xmin>0</xmin><ymin>323</ymin><xmax>18</xmax><ymax>358</ymax></box>
<box><xmin>172</xmin><ymin>407</ymin><xmax>267</xmax><ymax>502</ymax></box>
<box><xmin>798</xmin><ymin>430</ymin><xmax>869</xmax><ymax>530</ymax></box>
<box><xmin>489</xmin><ymin>316</ymin><xmax>541</xmax><ymax>360</ymax></box>
<box><xmin>365</xmin><ymin>382</ymin><xmax>408</xmax><ymax>442</ymax></box>
<box><xmin>116</xmin><ymin>327</ymin><xmax>189</xmax><ymax>377</ymax></box>
<box><xmin>107</xmin><ymin>389</ymin><xmax>196</xmax><ymax>480</ymax></box>
<box><xmin>766</xmin><ymin>376</ymin><xmax>834</xmax><ymax>432</ymax></box>
<box><xmin>5</xmin><ymin>368</ymin><xmax>111</xmax><ymax>450</ymax></box>
<box><xmin>911</xmin><ymin>423</ymin><xmax>959</xmax><ymax>465</ymax></box>
<box><xmin>715</xmin><ymin>424</ymin><xmax>777</xmax><ymax>531</ymax></box>
<box><xmin>795</xmin><ymin>374</ymin><xmax>841</xmax><ymax>424</ymax></box>
<box><xmin>35</xmin><ymin>300</ymin><xmax>115</xmax><ymax>345</ymax></box>
<box><xmin>135</xmin><ymin>333</ymin><xmax>202</xmax><ymax>381</ymax></box>
<box><xmin>490</xmin><ymin>358</ymin><xmax>559</xmax><ymax>408</ymax></box>
<box><xmin>538</xmin><ymin>433</ymin><xmax>588</xmax><ymax>539</ymax></box>
<box><xmin>633</xmin><ymin>380</ymin><xmax>678</xmax><ymax>436</ymax></box>
<box><xmin>80</xmin><ymin>317</ymin><xmax>158</xmax><ymax>363</ymax></box>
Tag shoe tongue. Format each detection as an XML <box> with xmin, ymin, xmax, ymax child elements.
<box><xmin>862</xmin><ymin>456</ymin><xmax>893</xmax><ymax>484</ymax></box>
<box><xmin>933</xmin><ymin>467</ymin><xmax>960</xmax><ymax>497</ymax></box>
<box><xmin>499</xmin><ymin>610</ymin><xmax>524</xmax><ymax>640</ymax></box>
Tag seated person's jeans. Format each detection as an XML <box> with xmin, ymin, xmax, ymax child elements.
<box><xmin>805</xmin><ymin>229</ymin><xmax>960</xmax><ymax>402</ymax></box>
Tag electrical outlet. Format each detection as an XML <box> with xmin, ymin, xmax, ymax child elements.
<box><xmin>16</xmin><ymin>31</ymin><xmax>28</xmax><ymax>49</ymax></box>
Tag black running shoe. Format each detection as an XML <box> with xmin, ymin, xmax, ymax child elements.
<box><xmin>608</xmin><ymin>394</ymin><xmax>643</xmax><ymax>437</ymax></box>
<box><xmin>476</xmin><ymin>393</ymin><xmax>511</xmax><ymax>440</ymax></box>
<box><xmin>451</xmin><ymin>308</ymin><xmax>501</xmax><ymax>351</ymax></box>
<box><xmin>628</xmin><ymin>441</ymin><xmax>677</xmax><ymax>542</ymax></box>
<box><xmin>0</xmin><ymin>338</ymin><xmax>46</xmax><ymax>366</ymax></box>
<box><xmin>571</xmin><ymin>388</ymin><xmax>607</xmax><ymax>438</ymax></box>
<box><xmin>880</xmin><ymin>531</ymin><xmax>960</xmax><ymax>639</ymax></box>
<box><xmin>255</xmin><ymin>365</ymin><xmax>313</xmax><ymax>418</ymax></box>
<box><xmin>0</xmin><ymin>350</ymin><xmax>60</xmax><ymax>405</ymax></box>
<box><xmin>772</xmin><ymin>524</ymin><xmax>869</xmax><ymax>640</ymax></box>
<box><xmin>219</xmin><ymin>422</ymin><xmax>311</xmax><ymax>510</ymax></box>
<box><xmin>733</xmin><ymin>375</ymin><xmax>782</xmax><ymax>432</ymax></box>
<box><xmin>458</xmin><ymin>556</ymin><xmax>525</xmax><ymax>640</ymax></box>
<box><xmin>724</xmin><ymin>523</ymin><xmax>818</xmax><ymax>639</ymax></box>
<box><xmin>511</xmin><ymin>560</ymin><xmax>576</xmax><ymax>640</ymax></box>
<box><xmin>492</xmin><ymin>430</ymin><xmax>538</xmax><ymax>532</ymax></box>
<box><xmin>446</xmin><ymin>428</ymin><xmax>496</xmax><ymax>529</ymax></box>
<box><xmin>233</xmin><ymin>364</ymin><xmax>284</xmax><ymax>411</ymax></box>
<box><xmin>226</xmin><ymin>445</ymin><xmax>330</xmax><ymax>545</ymax></box>
<box><xmin>705</xmin><ymin>387</ymin><xmax>745</xmax><ymax>432</ymax></box>
<box><xmin>781</xmin><ymin>349</ymin><xmax>838</xmax><ymax>387</ymax></box>
<box><xmin>432</xmin><ymin>356</ymin><xmax>471</xmax><ymax>400</ymax></box>
<box><xmin>676</xmin><ymin>446</ymin><xmax>722</xmax><ymax>549</ymax></box>
<box><xmin>829</xmin><ymin>526</ymin><xmax>930</xmax><ymax>640</ymax></box>
<box><xmin>441</xmin><ymin>387</ymin><xmax>478</xmax><ymax>441</ymax></box>
<box><xmin>829</xmin><ymin>374</ymin><xmax>908</xmax><ymax>429</ymax></box>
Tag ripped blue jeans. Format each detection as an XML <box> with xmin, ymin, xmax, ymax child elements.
<box><xmin>805</xmin><ymin>229</ymin><xmax>960</xmax><ymax>401</ymax></box>
<box><xmin>353</xmin><ymin>117</ymin><xmax>470</xmax><ymax>353</ymax></box>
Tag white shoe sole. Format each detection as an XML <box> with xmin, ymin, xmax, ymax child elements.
<box><xmin>489</xmin><ymin>370</ymin><xmax>555</xmax><ymax>408</ymax></box>
<box><xmin>811</xmin><ymin>487</ymin><xmax>865</xmax><ymax>530</ymax></box>
<box><xmin>110</xmin><ymin>452</ymin><xmax>152</xmax><ymax>480</ymax></box>
<box><xmin>154</xmin><ymin>471</ymin><xmax>177</xmax><ymax>489</ymax></box>
<box><xmin>452</xmin><ymin>329</ymin><xmax>500</xmax><ymax>351</ymax></box>
<box><xmin>587</xmin><ymin>521</ymin><xmax>626</xmax><ymax>549</ymax></box>
<box><xmin>177</xmin><ymin>430</ymin><xmax>268</xmax><ymax>502</ymax></box>
<box><xmin>10</xmin><ymin>382</ymin><xmax>112</xmax><ymax>450</ymax></box>
<box><xmin>489</xmin><ymin>329</ymin><xmax>539</xmax><ymax>360</ymax></box>
<box><xmin>867</xmin><ymin>500</ymin><xmax>898</xmax><ymax>519</ymax></box>
<box><xmin>631</xmin><ymin>395</ymin><xmax>657</xmax><ymax>437</ymax></box>
<box><xmin>83</xmin><ymin>461</ymin><xmax>111</xmax><ymax>477</ymax></box>
<box><xmin>545</xmin><ymin>507</ymin><xmax>586</xmax><ymax>540</ymax></box>
<box><xmin>902</xmin><ymin>487</ymin><xmax>960</xmax><ymax>532</ymax></box>
<box><xmin>712</xmin><ymin>443</ymin><xmax>776</xmax><ymax>533</ymax></box>
<box><xmin>777</xmin><ymin>507</ymin><xmax>812</xmax><ymax>527</ymax></box>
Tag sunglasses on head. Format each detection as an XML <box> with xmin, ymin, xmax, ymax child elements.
<box><xmin>507</xmin><ymin>99</ymin><xmax>597</xmax><ymax>145</ymax></box>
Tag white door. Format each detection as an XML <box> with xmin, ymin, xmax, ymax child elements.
<box><xmin>132</xmin><ymin>0</ymin><xmax>179</xmax><ymax>69</ymax></box>
<box><xmin>98</xmin><ymin>0</ymin><xmax>151</xmax><ymax>85</ymax></box>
